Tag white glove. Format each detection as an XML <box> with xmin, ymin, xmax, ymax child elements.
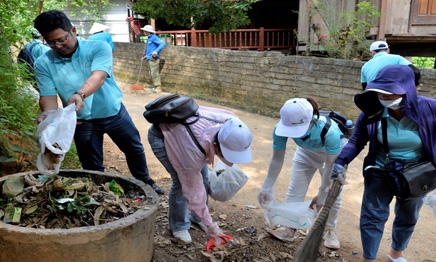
<box><xmin>257</xmin><ymin>188</ymin><xmax>275</xmax><ymax>208</ymax></box>
<box><xmin>36</xmin><ymin>110</ymin><xmax>57</xmax><ymax>124</ymax></box>
<box><xmin>207</xmin><ymin>222</ymin><xmax>224</xmax><ymax>245</ymax></box>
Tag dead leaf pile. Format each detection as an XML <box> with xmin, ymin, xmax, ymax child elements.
<box><xmin>0</xmin><ymin>174</ymin><xmax>149</xmax><ymax>229</ymax></box>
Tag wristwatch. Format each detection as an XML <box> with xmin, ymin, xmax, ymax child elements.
<box><xmin>74</xmin><ymin>91</ymin><xmax>86</xmax><ymax>101</ymax></box>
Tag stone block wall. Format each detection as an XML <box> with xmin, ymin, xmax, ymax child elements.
<box><xmin>113</xmin><ymin>42</ymin><xmax>436</xmax><ymax>122</ymax></box>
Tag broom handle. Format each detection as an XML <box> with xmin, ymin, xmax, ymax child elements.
<box><xmin>293</xmin><ymin>180</ymin><xmax>342</xmax><ymax>261</ymax></box>
<box><xmin>137</xmin><ymin>59</ymin><xmax>144</xmax><ymax>83</ymax></box>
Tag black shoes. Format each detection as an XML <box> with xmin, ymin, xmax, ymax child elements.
<box><xmin>144</xmin><ymin>179</ymin><xmax>165</xmax><ymax>195</ymax></box>
<box><xmin>150</xmin><ymin>183</ymin><xmax>165</xmax><ymax>195</ymax></box>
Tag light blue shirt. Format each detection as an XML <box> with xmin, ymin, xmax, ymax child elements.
<box><xmin>375</xmin><ymin>115</ymin><xmax>425</xmax><ymax>166</ymax></box>
<box><xmin>88</xmin><ymin>32</ymin><xmax>115</xmax><ymax>51</ymax></box>
<box><xmin>35</xmin><ymin>39</ymin><xmax>122</xmax><ymax>120</ymax></box>
<box><xmin>272</xmin><ymin>116</ymin><xmax>343</xmax><ymax>155</ymax></box>
<box><xmin>26</xmin><ymin>39</ymin><xmax>50</xmax><ymax>62</ymax></box>
<box><xmin>361</xmin><ymin>52</ymin><xmax>410</xmax><ymax>84</ymax></box>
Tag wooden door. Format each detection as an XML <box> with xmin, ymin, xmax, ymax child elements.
<box><xmin>412</xmin><ymin>0</ymin><xmax>436</xmax><ymax>24</ymax></box>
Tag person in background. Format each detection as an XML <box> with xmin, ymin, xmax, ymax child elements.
<box><xmin>33</xmin><ymin>10</ymin><xmax>164</xmax><ymax>195</ymax></box>
<box><xmin>258</xmin><ymin>97</ymin><xmax>347</xmax><ymax>249</ymax></box>
<box><xmin>331</xmin><ymin>64</ymin><xmax>436</xmax><ymax>261</ymax></box>
<box><xmin>361</xmin><ymin>41</ymin><xmax>410</xmax><ymax>90</ymax></box>
<box><xmin>27</xmin><ymin>28</ymin><xmax>50</xmax><ymax>63</ymax></box>
<box><xmin>148</xmin><ymin>109</ymin><xmax>253</xmax><ymax>244</ymax></box>
<box><xmin>88</xmin><ymin>22</ymin><xmax>114</xmax><ymax>52</ymax></box>
<box><xmin>140</xmin><ymin>25</ymin><xmax>166</xmax><ymax>93</ymax></box>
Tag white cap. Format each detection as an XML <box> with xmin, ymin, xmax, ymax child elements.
<box><xmin>275</xmin><ymin>98</ymin><xmax>313</xmax><ymax>138</ymax></box>
<box><xmin>370</xmin><ymin>41</ymin><xmax>388</xmax><ymax>51</ymax></box>
<box><xmin>140</xmin><ymin>25</ymin><xmax>156</xmax><ymax>33</ymax></box>
<box><xmin>89</xmin><ymin>22</ymin><xmax>109</xmax><ymax>34</ymax></box>
<box><xmin>218</xmin><ymin>118</ymin><xmax>253</xmax><ymax>164</ymax></box>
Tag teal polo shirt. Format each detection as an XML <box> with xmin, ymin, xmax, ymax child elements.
<box><xmin>361</xmin><ymin>52</ymin><xmax>410</xmax><ymax>84</ymax></box>
<box><xmin>35</xmin><ymin>39</ymin><xmax>122</xmax><ymax>120</ymax></box>
<box><xmin>272</xmin><ymin>116</ymin><xmax>343</xmax><ymax>155</ymax></box>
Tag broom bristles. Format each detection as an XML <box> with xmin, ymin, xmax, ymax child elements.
<box><xmin>294</xmin><ymin>181</ymin><xmax>342</xmax><ymax>261</ymax></box>
<box><xmin>129</xmin><ymin>82</ymin><xmax>145</xmax><ymax>90</ymax></box>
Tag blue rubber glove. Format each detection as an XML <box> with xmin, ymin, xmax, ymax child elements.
<box><xmin>330</xmin><ymin>163</ymin><xmax>348</xmax><ymax>185</ymax></box>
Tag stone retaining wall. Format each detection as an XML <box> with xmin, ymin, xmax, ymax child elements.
<box><xmin>113</xmin><ymin>43</ymin><xmax>436</xmax><ymax>121</ymax></box>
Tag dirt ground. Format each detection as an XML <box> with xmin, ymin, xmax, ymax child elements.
<box><xmin>102</xmin><ymin>82</ymin><xmax>436</xmax><ymax>262</ymax></box>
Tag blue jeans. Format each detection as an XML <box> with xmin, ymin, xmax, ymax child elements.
<box><xmin>148</xmin><ymin>124</ymin><xmax>208</xmax><ymax>232</ymax></box>
<box><xmin>74</xmin><ymin>103</ymin><xmax>153</xmax><ymax>183</ymax></box>
<box><xmin>360</xmin><ymin>171</ymin><xmax>424</xmax><ymax>260</ymax></box>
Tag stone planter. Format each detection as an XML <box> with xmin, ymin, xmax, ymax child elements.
<box><xmin>0</xmin><ymin>170</ymin><xmax>159</xmax><ymax>262</ymax></box>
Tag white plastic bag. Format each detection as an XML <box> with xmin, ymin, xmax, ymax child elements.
<box><xmin>36</xmin><ymin>104</ymin><xmax>76</xmax><ymax>176</ymax></box>
<box><xmin>263</xmin><ymin>200</ymin><xmax>317</xmax><ymax>229</ymax></box>
<box><xmin>423</xmin><ymin>194</ymin><xmax>436</xmax><ymax>217</ymax></box>
<box><xmin>208</xmin><ymin>159</ymin><xmax>249</xmax><ymax>202</ymax></box>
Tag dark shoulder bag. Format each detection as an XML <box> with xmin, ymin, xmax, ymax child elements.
<box><xmin>381</xmin><ymin>113</ymin><xmax>436</xmax><ymax>200</ymax></box>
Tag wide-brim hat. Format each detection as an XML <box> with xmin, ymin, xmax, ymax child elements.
<box><xmin>89</xmin><ymin>22</ymin><xmax>109</xmax><ymax>34</ymax></box>
<box><xmin>140</xmin><ymin>25</ymin><xmax>156</xmax><ymax>33</ymax></box>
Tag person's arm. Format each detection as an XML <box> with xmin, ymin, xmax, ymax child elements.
<box><xmin>151</xmin><ymin>36</ymin><xmax>166</xmax><ymax>57</ymax></box>
<box><xmin>67</xmin><ymin>70</ymin><xmax>107</xmax><ymax>112</ymax></box>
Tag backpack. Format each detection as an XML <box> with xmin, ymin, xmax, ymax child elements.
<box><xmin>144</xmin><ymin>93</ymin><xmax>218</xmax><ymax>155</ymax></box>
<box><xmin>17</xmin><ymin>42</ymin><xmax>39</xmax><ymax>77</ymax></box>
<box><xmin>318</xmin><ymin>107</ymin><xmax>354</xmax><ymax>142</ymax></box>
<box><xmin>144</xmin><ymin>93</ymin><xmax>199</xmax><ymax>124</ymax></box>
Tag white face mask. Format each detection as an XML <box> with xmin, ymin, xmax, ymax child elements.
<box><xmin>379</xmin><ymin>97</ymin><xmax>403</xmax><ymax>110</ymax></box>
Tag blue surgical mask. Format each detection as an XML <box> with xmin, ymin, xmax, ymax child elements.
<box><xmin>379</xmin><ymin>97</ymin><xmax>402</xmax><ymax>110</ymax></box>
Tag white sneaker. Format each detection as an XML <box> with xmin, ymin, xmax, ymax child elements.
<box><xmin>192</xmin><ymin>221</ymin><xmax>208</xmax><ymax>233</ymax></box>
<box><xmin>173</xmin><ymin>230</ymin><xmax>192</xmax><ymax>244</ymax></box>
<box><xmin>323</xmin><ymin>228</ymin><xmax>340</xmax><ymax>249</ymax></box>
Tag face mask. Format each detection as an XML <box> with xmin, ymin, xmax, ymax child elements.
<box><xmin>379</xmin><ymin>97</ymin><xmax>402</xmax><ymax>110</ymax></box>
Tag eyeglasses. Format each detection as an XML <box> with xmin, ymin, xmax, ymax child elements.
<box><xmin>46</xmin><ymin>32</ymin><xmax>70</xmax><ymax>47</ymax></box>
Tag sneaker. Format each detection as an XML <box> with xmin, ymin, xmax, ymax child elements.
<box><xmin>266</xmin><ymin>227</ymin><xmax>298</xmax><ymax>242</ymax></box>
<box><xmin>173</xmin><ymin>230</ymin><xmax>192</xmax><ymax>244</ymax></box>
<box><xmin>191</xmin><ymin>221</ymin><xmax>208</xmax><ymax>233</ymax></box>
<box><xmin>323</xmin><ymin>228</ymin><xmax>340</xmax><ymax>249</ymax></box>
<box><xmin>388</xmin><ymin>254</ymin><xmax>407</xmax><ymax>262</ymax></box>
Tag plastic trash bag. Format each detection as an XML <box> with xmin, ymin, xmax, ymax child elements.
<box><xmin>423</xmin><ymin>194</ymin><xmax>436</xmax><ymax>217</ymax></box>
<box><xmin>263</xmin><ymin>200</ymin><xmax>317</xmax><ymax>229</ymax></box>
<box><xmin>36</xmin><ymin>104</ymin><xmax>76</xmax><ymax>176</ymax></box>
<box><xmin>209</xmin><ymin>159</ymin><xmax>249</xmax><ymax>202</ymax></box>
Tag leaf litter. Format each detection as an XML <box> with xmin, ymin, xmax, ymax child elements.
<box><xmin>0</xmin><ymin>173</ymin><xmax>151</xmax><ymax>229</ymax></box>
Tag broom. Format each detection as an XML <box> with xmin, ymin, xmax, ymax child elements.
<box><xmin>293</xmin><ymin>180</ymin><xmax>342</xmax><ymax>261</ymax></box>
<box><xmin>129</xmin><ymin>59</ymin><xmax>145</xmax><ymax>90</ymax></box>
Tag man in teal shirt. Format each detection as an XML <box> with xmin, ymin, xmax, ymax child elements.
<box><xmin>33</xmin><ymin>10</ymin><xmax>164</xmax><ymax>194</ymax></box>
<box><xmin>361</xmin><ymin>41</ymin><xmax>410</xmax><ymax>90</ymax></box>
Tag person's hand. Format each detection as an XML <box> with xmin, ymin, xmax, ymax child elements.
<box><xmin>36</xmin><ymin>109</ymin><xmax>57</xmax><ymax>124</ymax></box>
<box><xmin>309</xmin><ymin>196</ymin><xmax>322</xmax><ymax>212</ymax></box>
<box><xmin>141</xmin><ymin>55</ymin><xmax>146</xmax><ymax>60</ymax></box>
<box><xmin>152</xmin><ymin>51</ymin><xmax>157</xmax><ymax>57</ymax></box>
<box><xmin>207</xmin><ymin>222</ymin><xmax>224</xmax><ymax>245</ymax></box>
<box><xmin>257</xmin><ymin>188</ymin><xmax>275</xmax><ymax>208</ymax></box>
<box><xmin>330</xmin><ymin>163</ymin><xmax>348</xmax><ymax>186</ymax></box>
<box><xmin>67</xmin><ymin>94</ymin><xmax>84</xmax><ymax>112</ymax></box>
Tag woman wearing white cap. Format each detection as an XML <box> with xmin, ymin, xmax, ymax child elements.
<box><xmin>148</xmin><ymin>106</ymin><xmax>253</xmax><ymax>244</ymax></box>
<box><xmin>140</xmin><ymin>24</ymin><xmax>166</xmax><ymax>93</ymax></box>
<box><xmin>258</xmin><ymin>97</ymin><xmax>347</xmax><ymax>249</ymax></box>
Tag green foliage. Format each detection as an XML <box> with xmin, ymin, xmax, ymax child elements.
<box><xmin>0</xmin><ymin>0</ymin><xmax>111</xmax><ymax>174</ymax></box>
<box><xmin>307</xmin><ymin>1</ymin><xmax>380</xmax><ymax>59</ymax></box>
<box><xmin>412</xmin><ymin>57</ymin><xmax>435</xmax><ymax>69</ymax></box>
<box><xmin>133</xmin><ymin>0</ymin><xmax>259</xmax><ymax>33</ymax></box>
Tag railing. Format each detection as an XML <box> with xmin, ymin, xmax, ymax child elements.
<box><xmin>155</xmin><ymin>27</ymin><xmax>296</xmax><ymax>51</ymax></box>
